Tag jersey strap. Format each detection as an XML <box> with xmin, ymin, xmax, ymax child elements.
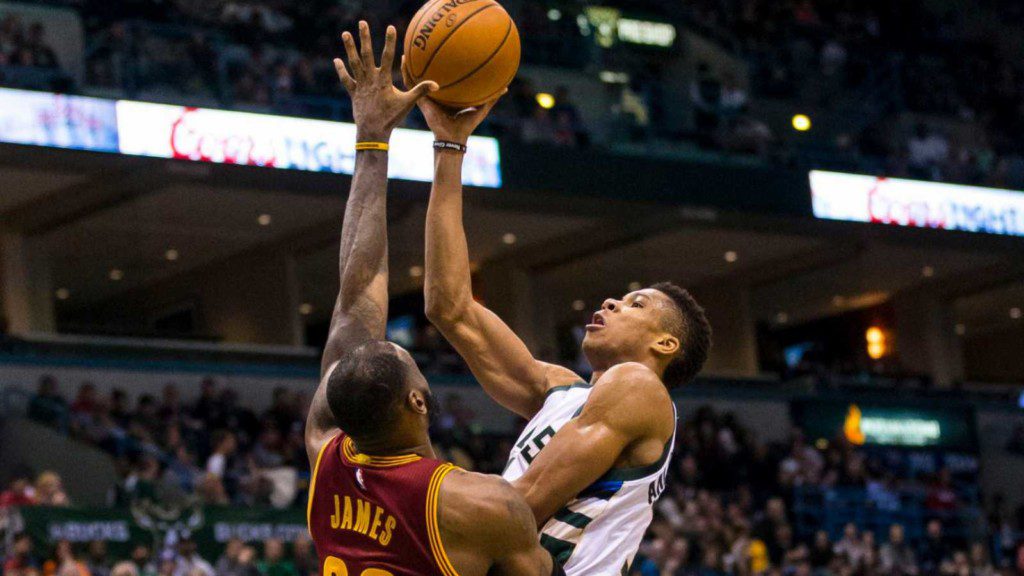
<box><xmin>426</xmin><ymin>463</ymin><xmax>460</xmax><ymax>576</ymax></box>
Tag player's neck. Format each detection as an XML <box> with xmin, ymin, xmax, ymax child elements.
<box><xmin>589</xmin><ymin>357</ymin><xmax>663</xmax><ymax>384</ymax></box>
<box><xmin>353</xmin><ymin>433</ymin><xmax>436</xmax><ymax>460</ymax></box>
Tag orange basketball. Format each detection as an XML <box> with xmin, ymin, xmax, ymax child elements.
<box><xmin>404</xmin><ymin>0</ymin><xmax>521</xmax><ymax>108</ymax></box>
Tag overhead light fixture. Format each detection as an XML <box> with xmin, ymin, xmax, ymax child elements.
<box><xmin>724</xmin><ymin>251</ymin><xmax>738</xmax><ymax>263</ymax></box>
<box><xmin>572</xmin><ymin>300</ymin><xmax>586</xmax><ymax>311</ymax></box>
<box><xmin>502</xmin><ymin>233</ymin><xmax>517</xmax><ymax>245</ymax></box>
<box><xmin>109</xmin><ymin>269</ymin><xmax>124</xmax><ymax>281</ymax></box>
<box><xmin>775</xmin><ymin>312</ymin><xmax>789</xmax><ymax>325</ymax></box>
<box><xmin>922</xmin><ymin>265</ymin><xmax>935</xmax><ymax>278</ymax></box>
<box><xmin>628</xmin><ymin>281</ymin><xmax>642</xmax><ymax>291</ymax></box>
<box><xmin>165</xmin><ymin>249</ymin><xmax>180</xmax><ymax>261</ymax></box>
<box><xmin>299</xmin><ymin>303</ymin><xmax>313</xmax><ymax>316</ymax></box>
<box><xmin>955</xmin><ymin>324</ymin><xmax>966</xmax><ymax>336</ymax></box>
<box><xmin>258</xmin><ymin>214</ymin><xmax>272</xmax><ymax>226</ymax></box>
<box><xmin>865</xmin><ymin>326</ymin><xmax>888</xmax><ymax>359</ymax></box>
<box><xmin>792</xmin><ymin>114</ymin><xmax>812</xmax><ymax>132</ymax></box>
<box><xmin>409</xmin><ymin>266</ymin><xmax>424</xmax><ymax>278</ymax></box>
<box><xmin>547</xmin><ymin>8</ymin><xmax>562</xmax><ymax>21</ymax></box>
<box><xmin>536</xmin><ymin>93</ymin><xmax>556</xmax><ymax>110</ymax></box>
<box><xmin>1012</xmin><ymin>307</ymin><xmax>1022</xmax><ymax>320</ymax></box>
<box><xmin>55</xmin><ymin>288</ymin><xmax>70</xmax><ymax>301</ymax></box>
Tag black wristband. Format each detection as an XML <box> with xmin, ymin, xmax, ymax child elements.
<box><xmin>433</xmin><ymin>140</ymin><xmax>468</xmax><ymax>154</ymax></box>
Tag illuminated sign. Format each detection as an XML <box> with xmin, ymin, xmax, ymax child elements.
<box><xmin>0</xmin><ymin>88</ymin><xmax>502</xmax><ymax>188</ymax></box>
<box><xmin>793</xmin><ymin>399</ymin><xmax>976</xmax><ymax>451</ymax></box>
<box><xmin>0</xmin><ymin>88</ymin><xmax>118</xmax><ymax>152</ymax></box>
<box><xmin>810</xmin><ymin>170</ymin><xmax>1024</xmax><ymax>238</ymax></box>
<box><xmin>617</xmin><ymin>18</ymin><xmax>676</xmax><ymax>47</ymax></box>
<box><xmin>583</xmin><ymin>8</ymin><xmax>676</xmax><ymax>48</ymax></box>
<box><xmin>843</xmin><ymin>404</ymin><xmax>941</xmax><ymax>446</ymax></box>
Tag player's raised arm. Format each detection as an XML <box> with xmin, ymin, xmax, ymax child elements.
<box><xmin>407</xmin><ymin>73</ymin><xmax>578</xmax><ymax>419</ymax></box>
<box><xmin>510</xmin><ymin>363</ymin><xmax>675</xmax><ymax>524</ymax></box>
<box><xmin>305</xmin><ymin>22</ymin><xmax>437</xmax><ymax>463</ymax></box>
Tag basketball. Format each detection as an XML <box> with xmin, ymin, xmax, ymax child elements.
<box><xmin>403</xmin><ymin>0</ymin><xmax>521</xmax><ymax>108</ymax></box>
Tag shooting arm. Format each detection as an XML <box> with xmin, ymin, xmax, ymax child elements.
<box><xmin>424</xmin><ymin>150</ymin><xmax>577</xmax><ymax>418</ymax></box>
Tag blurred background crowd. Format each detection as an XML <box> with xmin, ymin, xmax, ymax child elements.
<box><xmin>3</xmin><ymin>374</ymin><xmax>1024</xmax><ymax>575</ymax></box>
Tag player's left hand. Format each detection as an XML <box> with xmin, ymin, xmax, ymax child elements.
<box><xmin>335</xmin><ymin>21</ymin><xmax>438</xmax><ymax>143</ymax></box>
<box><xmin>403</xmin><ymin>56</ymin><xmax>506</xmax><ymax>146</ymax></box>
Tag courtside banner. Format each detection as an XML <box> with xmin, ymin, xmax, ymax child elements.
<box><xmin>0</xmin><ymin>88</ymin><xmax>119</xmax><ymax>152</ymax></box>
<box><xmin>0</xmin><ymin>87</ymin><xmax>502</xmax><ymax>188</ymax></box>
<box><xmin>810</xmin><ymin>170</ymin><xmax>1024</xmax><ymax>238</ymax></box>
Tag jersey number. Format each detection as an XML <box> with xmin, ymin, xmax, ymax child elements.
<box><xmin>518</xmin><ymin>426</ymin><xmax>555</xmax><ymax>464</ymax></box>
<box><xmin>324</xmin><ymin>555</ymin><xmax>393</xmax><ymax>576</ymax></box>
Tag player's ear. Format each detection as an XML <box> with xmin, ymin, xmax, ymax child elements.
<box><xmin>407</xmin><ymin>389</ymin><xmax>428</xmax><ymax>415</ymax></box>
<box><xmin>652</xmin><ymin>333</ymin><xmax>680</xmax><ymax>358</ymax></box>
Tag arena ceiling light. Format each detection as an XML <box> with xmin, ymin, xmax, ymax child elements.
<box><xmin>536</xmin><ymin>93</ymin><xmax>556</xmax><ymax>109</ymax></box>
<box><xmin>55</xmin><ymin>288</ymin><xmax>70</xmax><ymax>301</ymax></box>
<box><xmin>108</xmin><ymin>269</ymin><xmax>124</xmax><ymax>281</ymax></box>
<box><xmin>165</xmin><ymin>249</ymin><xmax>180</xmax><ymax>262</ymax></box>
<box><xmin>258</xmin><ymin>214</ymin><xmax>272</xmax><ymax>226</ymax></box>
<box><xmin>792</xmin><ymin>114</ymin><xmax>812</xmax><ymax>132</ymax></box>
<box><xmin>502</xmin><ymin>233</ymin><xmax>517</xmax><ymax>245</ymax></box>
<box><xmin>409</xmin><ymin>266</ymin><xmax>424</xmax><ymax>278</ymax></box>
<box><xmin>572</xmin><ymin>300</ymin><xmax>586</xmax><ymax>311</ymax></box>
<box><xmin>724</xmin><ymin>250</ymin><xmax>738</xmax><ymax>263</ymax></box>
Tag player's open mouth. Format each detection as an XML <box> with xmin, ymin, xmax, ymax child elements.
<box><xmin>586</xmin><ymin>313</ymin><xmax>606</xmax><ymax>331</ymax></box>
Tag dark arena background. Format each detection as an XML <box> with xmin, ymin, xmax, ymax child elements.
<box><xmin>2</xmin><ymin>0</ymin><xmax>1024</xmax><ymax>574</ymax></box>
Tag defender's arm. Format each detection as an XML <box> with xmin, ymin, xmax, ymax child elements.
<box><xmin>305</xmin><ymin>22</ymin><xmax>437</xmax><ymax>463</ymax></box>
<box><xmin>510</xmin><ymin>363</ymin><xmax>673</xmax><ymax>524</ymax></box>
<box><xmin>441</xmin><ymin>471</ymin><xmax>557</xmax><ymax>575</ymax></box>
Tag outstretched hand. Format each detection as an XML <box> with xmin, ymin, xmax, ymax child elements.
<box><xmin>335</xmin><ymin>21</ymin><xmax>439</xmax><ymax>142</ymax></box>
<box><xmin>402</xmin><ymin>55</ymin><xmax>506</xmax><ymax>145</ymax></box>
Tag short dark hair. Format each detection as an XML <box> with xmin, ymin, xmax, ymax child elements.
<box><xmin>649</xmin><ymin>282</ymin><xmax>712</xmax><ymax>388</ymax></box>
<box><xmin>327</xmin><ymin>340</ymin><xmax>410</xmax><ymax>439</ymax></box>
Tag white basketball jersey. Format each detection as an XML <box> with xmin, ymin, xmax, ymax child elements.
<box><xmin>502</xmin><ymin>382</ymin><xmax>676</xmax><ymax>576</ymax></box>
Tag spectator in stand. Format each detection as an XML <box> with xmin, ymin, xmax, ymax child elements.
<box><xmin>85</xmin><ymin>541</ymin><xmax>111</xmax><ymax>576</ymax></box>
<box><xmin>1</xmin><ymin>476</ymin><xmax>36</xmax><ymax>507</ymax></box>
<box><xmin>205</xmin><ymin>430</ymin><xmax>237</xmax><ymax>480</ymax></box>
<box><xmin>291</xmin><ymin>536</ymin><xmax>317</xmax><ymax>576</ymax></box>
<box><xmin>127</xmin><ymin>545</ymin><xmax>156</xmax><ymax>576</ymax></box>
<box><xmin>214</xmin><ymin>539</ymin><xmax>244</xmax><ymax>576</ymax></box>
<box><xmin>46</xmin><ymin>540</ymin><xmax>90</xmax><ymax>576</ymax></box>
<box><xmin>3</xmin><ymin>533</ymin><xmax>40</xmax><ymax>576</ymax></box>
<box><xmin>925</xmin><ymin>468</ymin><xmax>959</xmax><ymax>511</ymax></box>
<box><xmin>918</xmin><ymin>519</ymin><xmax>949</xmax><ymax>573</ymax></box>
<box><xmin>28</xmin><ymin>375</ymin><xmax>68</xmax><ymax>429</ymax></box>
<box><xmin>879</xmin><ymin>524</ymin><xmax>917</xmax><ymax>576</ymax></box>
<box><xmin>110</xmin><ymin>561</ymin><xmax>137</xmax><ymax>576</ymax></box>
<box><xmin>907</xmin><ymin>123</ymin><xmax>950</xmax><ymax>180</ymax></box>
<box><xmin>257</xmin><ymin>539</ymin><xmax>297</xmax><ymax>576</ymax></box>
<box><xmin>189</xmin><ymin>377</ymin><xmax>220</xmax><ymax>428</ymax></box>
<box><xmin>172</xmin><ymin>539</ymin><xmax>212</xmax><ymax>576</ymax></box>
<box><xmin>808</xmin><ymin>530</ymin><xmax>834</xmax><ymax>571</ymax></box>
<box><xmin>35</xmin><ymin>471</ymin><xmax>69</xmax><ymax>506</ymax></box>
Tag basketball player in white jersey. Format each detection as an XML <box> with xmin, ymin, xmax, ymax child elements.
<box><xmin>407</xmin><ymin>78</ymin><xmax>713</xmax><ymax>574</ymax></box>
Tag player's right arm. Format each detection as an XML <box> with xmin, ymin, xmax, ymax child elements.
<box><xmin>440</xmin><ymin>471</ymin><xmax>557</xmax><ymax>575</ymax></box>
<box><xmin>305</xmin><ymin>22</ymin><xmax>437</xmax><ymax>465</ymax></box>
<box><xmin>407</xmin><ymin>70</ymin><xmax>579</xmax><ymax>418</ymax></box>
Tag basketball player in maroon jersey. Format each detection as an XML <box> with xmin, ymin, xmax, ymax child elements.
<box><xmin>304</xmin><ymin>22</ymin><xmax>559</xmax><ymax>576</ymax></box>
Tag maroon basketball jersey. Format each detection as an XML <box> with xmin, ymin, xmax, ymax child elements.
<box><xmin>307</xmin><ymin>433</ymin><xmax>459</xmax><ymax>576</ymax></box>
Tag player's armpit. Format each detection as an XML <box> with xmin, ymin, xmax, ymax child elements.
<box><xmin>511</xmin><ymin>363</ymin><xmax>674</xmax><ymax>525</ymax></box>
<box><xmin>437</xmin><ymin>471</ymin><xmax>554</xmax><ymax>575</ymax></box>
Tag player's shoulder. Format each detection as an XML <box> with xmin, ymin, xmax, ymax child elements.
<box><xmin>438</xmin><ymin>470</ymin><xmax>536</xmax><ymax>546</ymax></box>
<box><xmin>595</xmin><ymin>362</ymin><xmax>670</xmax><ymax>400</ymax></box>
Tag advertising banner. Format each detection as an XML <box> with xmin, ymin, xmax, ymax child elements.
<box><xmin>0</xmin><ymin>88</ymin><xmax>118</xmax><ymax>152</ymax></box>
<box><xmin>19</xmin><ymin>505</ymin><xmax>306</xmax><ymax>560</ymax></box>
<box><xmin>810</xmin><ymin>170</ymin><xmax>1024</xmax><ymax>238</ymax></box>
<box><xmin>0</xmin><ymin>88</ymin><xmax>502</xmax><ymax>188</ymax></box>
